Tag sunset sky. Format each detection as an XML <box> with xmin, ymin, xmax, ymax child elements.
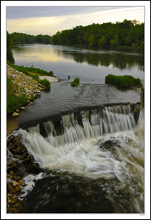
<box><xmin>7</xmin><ymin>6</ymin><xmax>144</xmax><ymax>36</ymax></box>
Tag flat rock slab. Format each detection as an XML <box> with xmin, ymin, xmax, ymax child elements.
<box><xmin>39</xmin><ymin>76</ymin><xmax>59</xmax><ymax>83</ymax></box>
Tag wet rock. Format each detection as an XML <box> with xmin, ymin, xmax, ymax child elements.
<box><xmin>20</xmin><ymin>106</ymin><xmax>25</xmax><ymax>110</ymax></box>
<box><xmin>7</xmin><ymin>133</ymin><xmax>42</xmax><ymax>213</ymax></box>
<box><xmin>12</xmin><ymin>112</ymin><xmax>19</xmax><ymax>117</ymax></box>
<box><xmin>7</xmin><ymin>135</ymin><xmax>14</xmax><ymax>144</ymax></box>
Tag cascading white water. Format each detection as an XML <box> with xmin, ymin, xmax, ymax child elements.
<box><xmin>24</xmin><ymin>104</ymin><xmax>136</xmax><ymax>146</ymax></box>
<box><xmin>19</xmin><ymin>104</ymin><xmax>137</xmax><ymax>174</ymax></box>
<box><xmin>18</xmin><ymin>104</ymin><xmax>144</xmax><ymax>212</ymax></box>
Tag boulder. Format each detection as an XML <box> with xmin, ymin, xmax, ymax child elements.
<box><xmin>12</xmin><ymin>112</ymin><xmax>19</xmax><ymax>117</ymax></box>
<box><xmin>20</xmin><ymin>107</ymin><xmax>25</xmax><ymax>110</ymax></box>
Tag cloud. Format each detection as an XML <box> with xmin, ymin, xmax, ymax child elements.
<box><xmin>7</xmin><ymin>7</ymin><xmax>144</xmax><ymax>36</ymax></box>
<box><xmin>7</xmin><ymin>16</ymin><xmax>67</xmax><ymax>35</ymax></box>
<box><xmin>6</xmin><ymin>6</ymin><xmax>121</xmax><ymax>19</ymax></box>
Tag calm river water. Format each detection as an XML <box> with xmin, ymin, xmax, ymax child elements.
<box><xmin>12</xmin><ymin>44</ymin><xmax>144</xmax><ymax>84</ymax></box>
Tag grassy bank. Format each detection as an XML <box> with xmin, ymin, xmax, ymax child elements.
<box><xmin>105</xmin><ymin>74</ymin><xmax>142</xmax><ymax>89</ymax></box>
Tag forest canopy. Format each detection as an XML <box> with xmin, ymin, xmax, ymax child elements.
<box><xmin>50</xmin><ymin>20</ymin><xmax>144</xmax><ymax>49</ymax></box>
<box><xmin>9</xmin><ymin>32</ymin><xmax>52</xmax><ymax>45</ymax></box>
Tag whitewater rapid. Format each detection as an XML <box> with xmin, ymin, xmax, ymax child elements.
<box><xmin>17</xmin><ymin>105</ymin><xmax>144</xmax><ymax>213</ymax></box>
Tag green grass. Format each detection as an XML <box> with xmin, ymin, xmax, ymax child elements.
<box><xmin>7</xmin><ymin>76</ymin><xmax>28</xmax><ymax>114</ymax></box>
<box><xmin>7</xmin><ymin>93</ymin><xmax>28</xmax><ymax>114</ymax></box>
<box><xmin>105</xmin><ymin>74</ymin><xmax>142</xmax><ymax>88</ymax></box>
<box><xmin>39</xmin><ymin>79</ymin><xmax>50</xmax><ymax>90</ymax></box>
<box><xmin>71</xmin><ymin>77</ymin><xmax>80</xmax><ymax>87</ymax></box>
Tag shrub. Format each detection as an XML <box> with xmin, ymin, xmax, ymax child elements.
<box><xmin>68</xmin><ymin>75</ymin><xmax>70</xmax><ymax>80</ymax></box>
<box><xmin>105</xmin><ymin>74</ymin><xmax>142</xmax><ymax>88</ymax></box>
<box><xmin>38</xmin><ymin>79</ymin><xmax>50</xmax><ymax>90</ymax></box>
<box><xmin>71</xmin><ymin>77</ymin><xmax>80</xmax><ymax>87</ymax></box>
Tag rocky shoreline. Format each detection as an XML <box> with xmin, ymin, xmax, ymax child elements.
<box><xmin>7</xmin><ymin>134</ymin><xmax>42</xmax><ymax>213</ymax></box>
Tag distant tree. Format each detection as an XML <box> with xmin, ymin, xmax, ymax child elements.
<box><xmin>7</xmin><ymin>32</ymin><xmax>14</xmax><ymax>63</ymax></box>
<box><xmin>98</xmin><ymin>36</ymin><xmax>107</xmax><ymax>47</ymax></box>
<box><xmin>88</xmin><ymin>35</ymin><xmax>96</xmax><ymax>47</ymax></box>
<box><xmin>110</xmin><ymin>35</ymin><xmax>120</xmax><ymax>47</ymax></box>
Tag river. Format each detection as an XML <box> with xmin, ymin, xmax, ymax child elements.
<box><xmin>12</xmin><ymin>44</ymin><xmax>144</xmax><ymax>84</ymax></box>
<box><xmin>9</xmin><ymin>44</ymin><xmax>144</xmax><ymax>213</ymax></box>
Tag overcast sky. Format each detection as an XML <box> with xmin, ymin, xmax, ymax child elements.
<box><xmin>7</xmin><ymin>6</ymin><xmax>144</xmax><ymax>35</ymax></box>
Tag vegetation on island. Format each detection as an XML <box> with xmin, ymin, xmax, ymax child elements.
<box><xmin>105</xmin><ymin>74</ymin><xmax>142</xmax><ymax>88</ymax></box>
<box><xmin>50</xmin><ymin>20</ymin><xmax>144</xmax><ymax>50</ymax></box>
<box><xmin>71</xmin><ymin>77</ymin><xmax>80</xmax><ymax>87</ymax></box>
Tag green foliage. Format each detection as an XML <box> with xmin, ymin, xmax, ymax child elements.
<box><xmin>68</xmin><ymin>75</ymin><xmax>70</xmax><ymax>80</ymax></box>
<box><xmin>29</xmin><ymin>73</ymin><xmax>39</xmax><ymax>81</ymax></box>
<box><xmin>9</xmin><ymin>32</ymin><xmax>51</xmax><ymax>45</ymax></box>
<box><xmin>88</xmin><ymin>35</ymin><xmax>96</xmax><ymax>47</ymax></box>
<box><xmin>7</xmin><ymin>32</ymin><xmax>14</xmax><ymax>63</ymax></box>
<box><xmin>98</xmin><ymin>36</ymin><xmax>107</xmax><ymax>47</ymax></box>
<box><xmin>7</xmin><ymin>76</ymin><xmax>28</xmax><ymax>113</ymax></box>
<box><xmin>71</xmin><ymin>77</ymin><xmax>80</xmax><ymax>87</ymax></box>
<box><xmin>131</xmin><ymin>42</ymin><xmax>139</xmax><ymax>48</ymax></box>
<box><xmin>7</xmin><ymin>93</ymin><xmax>27</xmax><ymax>114</ymax></box>
<box><xmin>38</xmin><ymin>79</ymin><xmax>50</xmax><ymax>90</ymax></box>
<box><xmin>110</xmin><ymin>35</ymin><xmax>119</xmax><ymax>47</ymax></box>
<box><xmin>105</xmin><ymin>74</ymin><xmax>142</xmax><ymax>88</ymax></box>
<box><xmin>51</xmin><ymin>20</ymin><xmax>144</xmax><ymax>49</ymax></box>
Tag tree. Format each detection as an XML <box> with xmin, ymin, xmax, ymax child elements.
<box><xmin>98</xmin><ymin>36</ymin><xmax>107</xmax><ymax>47</ymax></box>
<box><xmin>7</xmin><ymin>32</ymin><xmax>14</xmax><ymax>63</ymax></box>
<box><xmin>88</xmin><ymin>35</ymin><xmax>96</xmax><ymax>47</ymax></box>
<box><xmin>110</xmin><ymin>35</ymin><xmax>119</xmax><ymax>47</ymax></box>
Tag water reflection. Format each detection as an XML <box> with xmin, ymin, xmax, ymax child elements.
<box><xmin>56</xmin><ymin>50</ymin><xmax>144</xmax><ymax>71</ymax></box>
<box><xmin>13</xmin><ymin>45</ymin><xmax>65</xmax><ymax>62</ymax></box>
<box><xmin>12</xmin><ymin>44</ymin><xmax>144</xmax><ymax>71</ymax></box>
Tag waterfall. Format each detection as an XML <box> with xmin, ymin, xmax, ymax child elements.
<box><xmin>19</xmin><ymin>104</ymin><xmax>137</xmax><ymax>175</ymax></box>
<box><xmin>25</xmin><ymin>104</ymin><xmax>136</xmax><ymax>147</ymax></box>
<box><xmin>18</xmin><ymin>104</ymin><xmax>144</xmax><ymax>213</ymax></box>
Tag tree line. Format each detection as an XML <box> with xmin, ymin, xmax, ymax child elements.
<box><xmin>50</xmin><ymin>20</ymin><xmax>144</xmax><ymax>49</ymax></box>
<box><xmin>9</xmin><ymin>32</ymin><xmax>52</xmax><ymax>45</ymax></box>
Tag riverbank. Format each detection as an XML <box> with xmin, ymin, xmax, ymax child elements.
<box><xmin>7</xmin><ymin>64</ymin><xmax>59</xmax><ymax>116</ymax></box>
